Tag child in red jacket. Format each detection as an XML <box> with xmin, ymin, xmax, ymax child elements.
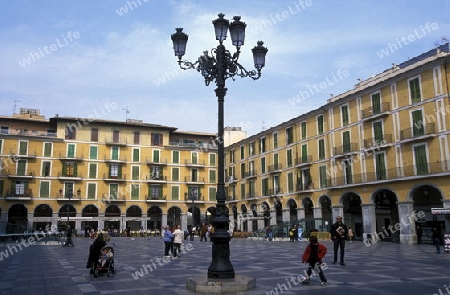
<box><xmin>301</xmin><ymin>235</ymin><xmax>327</xmax><ymax>285</ymax></box>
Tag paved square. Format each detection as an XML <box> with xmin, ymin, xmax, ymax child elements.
<box><xmin>0</xmin><ymin>236</ymin><xmax>449</xmax><ymax>294</ymax></box>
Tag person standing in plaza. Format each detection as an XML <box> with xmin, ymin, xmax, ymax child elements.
<box><xmin>63</xmin><ymin>225</ymin><xmax>74</xmax><ymax>247</ymax></box>
<box><xmin>330</xmin><ymin>216</ymin><xmax>347</xmax><ymax>265</ymax></box>
<box><xmin>200</xmin><ymin>223</ymin><xmax>208</xmax><ymax>242</ymax></box>
<box><xmin>297</xmin><ymin>225</ymin><xmax>303</xmax><ymax>242</ymax></box>
<box><xmin>163</xmin><ymin>226</ymin><xmax>173</xmax><ymax>257</ymax></box>
<box><xmin>432</xmin><ymin>227</ymin><xmax>442</xmax><ymax>254</ymax></box>
<box><xmin>172</xmin><ymin>225</ymin><xmax>184</xmax><ymax>257</ymax></box>
<box><xmin>347</xmin><ymin>227</ymin><xmax>354</xmax><ymax>243</ymax></box>
<box><xmin>301</xmin><ymin>235</ymin><xmax>327</xmax><ymax>285</ymax></box>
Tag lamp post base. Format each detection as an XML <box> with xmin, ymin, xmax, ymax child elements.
<box><xmin>186</xmin><ymin>275</ymin><xmax>256</xmax><ymax>294</ymax></box>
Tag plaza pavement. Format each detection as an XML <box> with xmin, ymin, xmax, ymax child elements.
<box><xmin>0</xmin><ymin>235</ymin><xmax>449</xmax><ymax>295</ymax></box>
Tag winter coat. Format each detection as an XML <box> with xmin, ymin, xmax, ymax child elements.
<box><xmin>302</xmin><ymin>243</ymin><xmax>327</xmax><ymax>263</ymax></box>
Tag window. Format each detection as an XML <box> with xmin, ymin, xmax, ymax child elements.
<box><xmin>67</xmin><ymin>144</ymin><xmax>75</xmax><ymax>158</ymax></box>
<box><xmin>39</xmin><ymin>181</ymin><xmax>50</xmax><ymax>198</ymax></box>
<box><xmin>19</xmin><ymin>141</ymin><xmax>28</xmax><ymax>155</ymax></box>
<box><xmin>240</xmin><ymin>163</ymin><xmax>246</xmax><ymax>179</ymax></box>
<box><xmin>65</xmin><ymin>126</ymin><xmax>76</xmax><ymax>139</ymax></box>
<box><xmin>371</xmin><ymin>92</ymin><xmax>381</xmax><ymax>114</ymax></box>
<box><xmin>109</xmin><ymin>164</ymin><xmax>121</xmax><ymax>178</ymax></box>
<box><xmin>91</xmin><ymin>128</ymin><xmax>98</xmax><ymax>142</ymax></box>
<box><xmin>287</xmin><ymin>172</ymin><xmax>294</xmax><ymax>193</ymax></box>
<box><xmin>113</xmin><ymin>130</ymin><xmax>120</xmax><ymax>143</ymax></box>
<box><xmin>273</xmin><ymin>153</ymin><xmax>279</xmax><ymax>168</ymax></box>
<box><xmin>153</xmin><ymin>150</ymin><xmax>160</xmax><ymax>163</ymax></box>
<box><xmin>151</xmin><ymin>133</ymin><xmax>163</xmax><ymax>146</ymax></box>
<box><xmin>90</xmin><ymin>146</ymin><xmax>98</xmax><ymax>160</ymax></box>
<box><xmin>191</xmin><ymin>152</ymin><xmax>197</xmax><ymax>164</ymax></box>
<box><xmin>0</xmin><ymin>139</ymin><xmax>2</xmax><ymax>154</ymax></box>
<box><xmin>249</xmin><ymin>141</ymin><xmax>255</xmax><ymax>156</ymax></box>
<box><xmin>209</xmin><ymin>169</ymin><xmax>216</xmax><ymax>183</ymax></box>
<box><xmin>149</xmin><ymin>185</ymin><xmax>161</xmax><ymax>199</ymax></box>
<box><xmin>43</xmin><ymin>142</ymin><xmax>52</xmax><ymax>157</ymax></box>
<box><xmin>287</xmin><ymin>149</ymin><xmax>293</xmax><ymax>167</ymax></box>
<box><xmin>132</xmin><ymin>166</ymin><xmax>140</xmax><ymax>180</ymax></box>
<box><xmin>111</xmin><ymin>146</ymin><xmax>119</xmax><ymax>160</ymax></box>
<box><xmin>229</xmin><ymin>150</ymin><xmax>235</xmax><ymax>163</ymax></box>
<box><xmin>172</xmin><ymin>168</ymin><xmax>179</xmax><ymax>181</ymax></box>
<box><xmin>0</xmin><ymin>180</ymin><xmax>5</xmax><ymax>196</ymax></box>
<box><xmin>42</xmin><ymin>161</ymin><xmax>51</xmax><ymax>176</ymax></box>
<box><xmin>318</xmin><ymin>139</ymin><xmax>325</xmax><ymax>160</ymax></box>
<box><xmin>173</xmin><ymin>151</ymin><xmax>179</xmax><ymax>164</ymax></box>
<box><xmin>209</xmin><ymin>187</ymin><xmax>217</xmax><ymax>201</ymax></box>
<box><xmin>301</xmin><ymin>121</ymin><xmax>307</xmax><ymax>140</ymax></box>
<box><xmin>341</xmin><ymin>105</ymin><xmax>349</xmax><ymax>126</ymax></box>
<box><xmin>319</xmin><ymin>165</ymin><xmax>328</xmax><ymax>188</ymax></box>
<box><xmin>414</xmin><ymin>144</ymin><xmax>428</xmax><ymax>175</ymax></box>
<box><xmin>17</xmin><ymin>160</ymin><xmax>26</xmax><ymax>176</ymax></box>
<box><xmin>240</xmin><ymin>145</ymin><xmax>245</xmax><ymax>160</ymax></box>
<box><xmin>0</xmin><ymin>126</ymin><xmax>9</xmax><ymax>134</ymax></box>
<box><xmin>171</xmin><ymin>186</ymin><xmax>180</xmax><ymax>201</ymax></box>
<box><xmin>342</xmin><ymin>131</ymin><xmax>351</xmax><ymax>153</ymax></box>
<box><xmin>412</xmin><ymin>109</ymin><xmax>424</xmax><ymax>137</ymax></box>
<box><xmin>209</xmin><ymin>153</ymin><xmax>216</xmax><ymax>166</ymax></box>
<box><xmin>301</xmin><ymin>144</ymin><xmax>308</xmax><ymax>163</ymax></box>
<box><xmin>433</xmin><ymin>67</ymin><xmax>443</xmax><ymax>96</ymax></box>
<box><xmin>286</xmin><ymin>127</ymin><xmax>293</xmax><ymax>145</ymax></box>
<box><xmin>87</xmin><ymin>183</ymin><xmax>96</xmax><ymax>199</ymax></box>
<box><xmin>131</xmin><ymin>184</ymin><xmax>139</xmax><ymax>200</ymax></box>
<box><xmin>317</xmin><ymin>115</ymin><xmax>324</xmax><ymax>135</ymax></box>
<box><xmin>343</xmin><ymin>159</ymin><xmax>352</xmax><ymax>184</ymax></box>
<box><xmin>132</xmin><ymin>148</ymin><xmax>139</xmax><ymax>162</ymax></box>
<box><xmin>134</xmin><ymin>131</ymin><xmax>140</xmax><ymax>144</ymax></box>
<box><xmin>63</xmin><ymin>162</ymin><xmax>77</xmax><ymax>177</ymax></box>
<box><xmin>109</xmin><ymin>184</ymin><xmax>119</xmax><ymax>199</ymax></box>
<box><xmin>150</xmin><ymin>166</ymin><xmax>162</xmax><ymax>180</ymax></box>
<box><xmin>375</xmin><ymin>152</ymin><xmax>386</xmax><ymax>180</ymax></box>
<box><xmin>259</xmin><ymin>138</ymin><xmax>266</xmax><ymax>153</ymax></box>
<box><xmin>261</xmin><ymin>157</ymin><xmax>266</xmax><ymax>174</ymax></box>
<box><xmin>273</xmin><ymin>133</ymin><xmax>278</xmax><ymax>149</ymax></box>
<box><xmin>191</xmin><ymin>169</ymin><xmax>198</xmax><ymax>182</ymax></box>
<box><xmin>13</xmin><ymin>181</ymin><xmax>27</xmax><ymax>196</ymax></box>
<box><xmin>373</xmin><ymin>121</ymin><xmax>384</xmax><ymax>144</ymax></box>
<box><xmin>273</xmin><ymin>175</ymin><xmax>280</xmax><ymax>194</ymax></box>
<box><xmin>262</xmin><ymin>178</ymin><xmax>269</xmax><ymax>196</ymax></box>
<box><xmin>409</xmin><ymin>76</ymin><xmax>421</xmax><ymax>103</ymax></box>
<box><xmin>89</xmin><ymin>163</ymin><xmax>97</xmax><ymax>178</ymax></box>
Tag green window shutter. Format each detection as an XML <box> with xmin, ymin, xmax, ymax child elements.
<box><xmin>89</xmin><ymin>164</ymin><xmax>97</xmax><ymax>178</ymax></box>
<box><xmin>19</xmin><ymin>141</ymin><xmax>27</xmax><ymax>155</ymax></box>
<box><xmin>342</xmin><ymin>105</ymin><xmax>349</xmax><ymax>126</ymax></box>
<box><xmin>153</xmin><ymin>150</ymin><xmax>160</xmax><ymax>162</ymax></box>
<box><xmin>191</xmin><ymin>152</ymin><xmax>197</xmax><ymax>164</ymax></box>
<box><xmin>288</xmin><ymin>173</ymin><xmax>294</xmax><ymax>192</ymax></box>
<box><xmin>412</xmin><ymin>110</ymin><xmax>424</xmax><ymax>137</ymax></box>
<box><xmin>301</xmin><ymin>122</ymin><xmax>306</xmax><ymax>139</ymax></box>
<box><xmin>111</xmin><ymin>146</ymin><xmax>119</xmax><ymax>160</ymax></box>
<box><xmin>17</xmin><ymin>160</ymin><xmax>26</xmax><ymax>175</ymax></box>
<box><xmin>414</xmin><ymin>145</ymin><xmax>428</xmax><ymax>175</ymax></box>
<box><xmin>62</xmin><ymin>162</ymin><xmax>67</xmax><ymax>176</ymax></box>
<box><xmin>44</xmin><ymin>142</ymin><xmax>52</xmax><ymax>157</ymax></box>
<box><xmin>273</xmin><ymin>133</ymin><xmax>278</xmax><ymax>149</ymax></box>
<box><xmin>40</xmin><ymin>181</ymin><xmax>49</xmax><ymax>198</ymax></box>
<box><xmin>67</xmin><ymin>144</ymin><xmax>75</xmax><ymax>158</ymax></box>
<box><xmin>287</xmin><ymin>150</ymin><xmax>292</xmax><ymax>167</ymax></box>
<box><xmin>318</xmin><ymin>116</ymin><xmax>324</xmax><ymax>134</ymax></box>
<box><xmin>319</xmin><ymin>166</ymin><xmax>327</xmax><ymax>188</ymax></box>
<box><xmin>210</xmin><ymin>154</ymin><xmax>216</xmax><ymax>166</ymax></box>
<box><xmin>171</xmin><ymin>186</ymin><xmax>179</xmax><ymax>200</ymax></box>
<box><xmin>375</xmin><ymin>153</ymin><xmax>387</xmax><ymax>180</ymax></box>
<box><xmin>172</xmin><ymin>168</ymin><xmax>179</xmax><ymax>181</ymax></box>
<box><xmin>261</xmin><ymin>157</ymin><xmax>266</xmax><ymax>174</ymax></box>
<box><xmin>343</xmin><ymin>131</ymin><xmax>350</xmax><ymax>153</ymax></box>
<box><xmin>373</xmin><ymin>121</ymin><xmax>383</xmax><ymax>143</ymax></box>
<box><xmin>118</xmin><ymin>165</ymin><xmax>122</xmax><ymax>178</ymax></box>
<box><xmin>410</xmin><ymin>77</ymin><xmax>421</xmax><ymax>103</ymax></box>
<box><xmin>110</xmin><ymin>184</ymin><xmax>118</xmax><ymax>199</ymax></box>
<box><xmin>209</xmin><ymin>170</ymin><xmax>216</xmax><ymax>183</ymax></box>
<box><xmin>344</xmin><ymin>160</ymin><xmax>352</xmax><ymax>184</ymax></box>
<box><xmin>0</xmin><ymin>180</ymin><xmax>3</xmax><ymax>196</ymax></box>
<box><xmin>132</xmin><ymin>166</ymin><xmax>139</xmax><ymax>180</ymax></box>
<box><xmin>133</xmin><ymin>149</ymin><xmax>139</xmax><ymax>162</ymax></box>
<box><xmin>11</xmin><ymin>181</ymin><xmax>16</xmax><ymax>195</ymax></box>
<box><xmin>318</xmin><ymin>139</ymin><xmax>325</xmax><ymax>160</ymax></box>
<box><xmin>209</xmin><ymin>187</ymin><xmax>216</xmax><ymax>201</ymax></box>
<box><xmin>90</xmin><ymin>146</ymin><xmax>97</xmax><ymax>159</ymax></box>
<box><xmin>173</xmin><ymin>151</ymin><xmax>179</xmax><ymax>164</ymax></box>
<box><xmin>73</xmin><ymin>163</ymin><xmax>78</xmax><ymax>176</ymax></box>
<box><xmin>372</xmin><ymin>93</ymin><xmax>381</xmax><ymax>114</ymax></box>
<box><xmin>87</xmin><ymin>183</ymin><xmax>96</xmax><ymax>199</ymax></box>
<box><xmin>301</xmin><ymin>144</ymin><xmax>307</xmax><ymax>163</ymax></box>
<box><xmin>131</xmin><ymin>184</ymin><xmax>139</xmax><ymax>200</ymax></box>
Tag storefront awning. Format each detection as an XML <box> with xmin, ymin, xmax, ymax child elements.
<box><xmin>431</xmin><ymin>208</ymin><xmax>450</xmax><ymax>215</ymax></box>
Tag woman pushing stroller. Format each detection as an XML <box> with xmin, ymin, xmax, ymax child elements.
<box><xmin>86</xmin><ymin>233</ymin><xmax>113</xmax><ymax>276</ymax></box>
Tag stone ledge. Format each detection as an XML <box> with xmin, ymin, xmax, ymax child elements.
<box><xmin>186</xmin><ymin>275</ymin><xmax>256</xmax><ymax>294</ymax></box>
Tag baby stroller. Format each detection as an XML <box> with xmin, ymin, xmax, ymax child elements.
<box><xmin>91</xmin><ymin>246</ymin><xmax>115</xmax><ymax>278</ymax></box>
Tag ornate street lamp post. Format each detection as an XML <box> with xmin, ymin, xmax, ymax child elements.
<box><xmin>172</xmin><ymin>13</ymin><xmax>267</xmax><ymax>279</ymax></box>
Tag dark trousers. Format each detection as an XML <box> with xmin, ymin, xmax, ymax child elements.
<box><xmin>173</xmin><ymin>243</ymin><xmax>181</xmax><ymax>257</ymax></box>
<box><xmin>164</xmin><ymin>241</ymin><xmax>173</xmax><ymax>256</ymax></box>
<box><xmin>333</xmin><ymin>239</ymin><xmax>345</xmax><ymax>262</ymax></box>
<box><xmin>64</xmin><ymin>237</ymin><xmax>74</xmax><ymax>247</ymax></box>
<box><xmin>434</xmin><ymin>238</ymin><xmax>441</xmax><ymax>253</ymax></box>
<box><xmin>307</xmin><ymin>262</ymin><xmax>326</xmax><ymax>282</ymax></box>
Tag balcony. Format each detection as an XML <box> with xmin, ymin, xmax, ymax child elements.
<box><xmin>243</xmin><ymin>170</ymin><xmax>257</xmax><ymax>179</ymax></box>
<box><xmin>333</xmin><ymin>143</ymin><xmax>358</xmax><ymax>158</ymax></box>
<box><xmin>104</xmin><ymin>156</ymin><xmax>127</xmax><ymax>164</ymax></box>
<box><xmin>1</xmin><ymin>129</ymin><xmax>57</xmax><ymax>138</ymax></box>
<box><xmin>268</xmin><ymin>188</ymin><xmax>283</xmax><ymax>196</ymax></box>
<box><xmin>268</xmin><ymin>163</ymin><xmax>283</xmax><ymax>173</ymax></box>
<box><xmin>102</xmin><ymin>193</ymin><xmax>126</xmax><ymax>202</ymax></box>
<box><xmin>105</xmin><ymin>138</ymin><xmax>128</xmax><ymax>146</ymax></box>
<box><xmin>103</xmin><ymin>173</ymin><xmax>127</xmax><ymax>182</ymax></box>
<box><xmin>146</xmin><ymin>195</ymin><xmax>167</xmax><ymax>203</ymax></box>
<box><xmin>361</xmin><ymin>102</ymin><xmax>391</xmax><ymax>120</ymax></box>
<box><xmin>225</xmin><ymin>175</ymin><xmax>237</xmax><ymax>183</ymax></box>
<box><xmin>184</xmin><ymin>159</ymin><xmax>206</xmax><ymax>168</ymax></box>
<box><xmin>184</xmin><ymin>176</ymin><xmax>205</xmax><ymax>185</ymax></box>
<box><xmin>297</xmin><ymin>182</ymin><xmax>314</xmax><ymax>191</ymax></box>
<box><xmin>295</xmin><ymin>155</ymin><xmax>312</xmax><ymax>167</ymax></box>
<box><xmin>8</xmin><ymin>151</ymin><xmax>37</xmax><ymax>160</ymax></box>
<box><xmin>184</xmin><ymin>196</ymin><xmax>205</xmax><ymax>203</ymax></box>
<box><xmin>144</xmin><ymin>175</ymin><xmax>167</xmax><ymax>183</ymax></box>
<box><xmin>362</xmin><ymin>134</ymin><xmax>393</xmax><ymax>150</ymax></box>
<box><xmin>7</xmin><ymin>170</ymin><xmax>35</xmax><ymax>179</ymax></box>
<box><xmin>5</xmin><ymin>189</ymin><xmax>33</xmax><ymax>200</ymax></box>
<box><xmin>399</xmin><ymin>123</ymin><xmax>435</xmax><ymax>142</ymax></box>
<box><xmin>58</xmin><ymin>172</ymin><xmax>82</xmax><ymax>181</ymax></box>
<box><xmin>59</xmin><ymin>152</ymin><xmax>84</xmax><ymax>161</ymax></box>
<box><xmin>146</xmin><ymin>157</ymin><xmax>168</xmax><ymax>166</ymax></box>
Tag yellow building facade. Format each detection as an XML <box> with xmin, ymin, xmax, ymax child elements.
<box><xmin>225</xmin><ymin>43</ymin><xmax>450</xmax><ymax>244</ymax></box>
<box><xmin>0</xmin><ymin>112</ymin><xmax>220</xmax><ymax>234</ymax></box>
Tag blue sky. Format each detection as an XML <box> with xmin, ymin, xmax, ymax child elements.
<box><xmin>1</xmin><ymin>0</ymin><xmax>449</xmax><ymax>136</ymax></box>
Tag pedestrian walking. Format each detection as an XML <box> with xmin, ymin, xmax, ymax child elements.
<box><xmin>348</xmin><ymin>227</ymin><xmax>354</xmax><ymax>243</ymax></box>
<box><xmin>172</xmin><ymin>225</ymin><xmax>184</xmax><ymax>257</ymax></box>
<box><xmin>301</xmin><ymin>235</ymin><xmax>327</xmax><ymax>285</ymax></box>
<box><xmin>432</xmin><ymin>227</ymin><xmax>442</xmax><ymax>254</ymax></box>
<box><xmin>298</xmin><ymin>225</ymin><xmax>303</xmax><ymax>242</ymax></box>
<box><xmin>63</xmin><ymin>225</ymin><xmax>74</xmax><ymax>247</ymax></box>
<box><xmin>163</xmin><ymin>226</ymin><xmax>173</xmax><ymax>256</ymax></box>
<box><xmin>330</xmin><ymin>216</ymin><xmax>347</xmax><ymax>265</ymax></box>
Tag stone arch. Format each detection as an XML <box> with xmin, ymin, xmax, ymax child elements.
<box><xmin>342</xmin><ymin>192</ymin><xmax>363</xmax><ymax>239</ymax></box>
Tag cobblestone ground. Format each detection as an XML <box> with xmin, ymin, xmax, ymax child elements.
<box><xmin>0</xmin><ymin>236</ymin><xmax>449</xmax><ymax>295</ymax></box>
